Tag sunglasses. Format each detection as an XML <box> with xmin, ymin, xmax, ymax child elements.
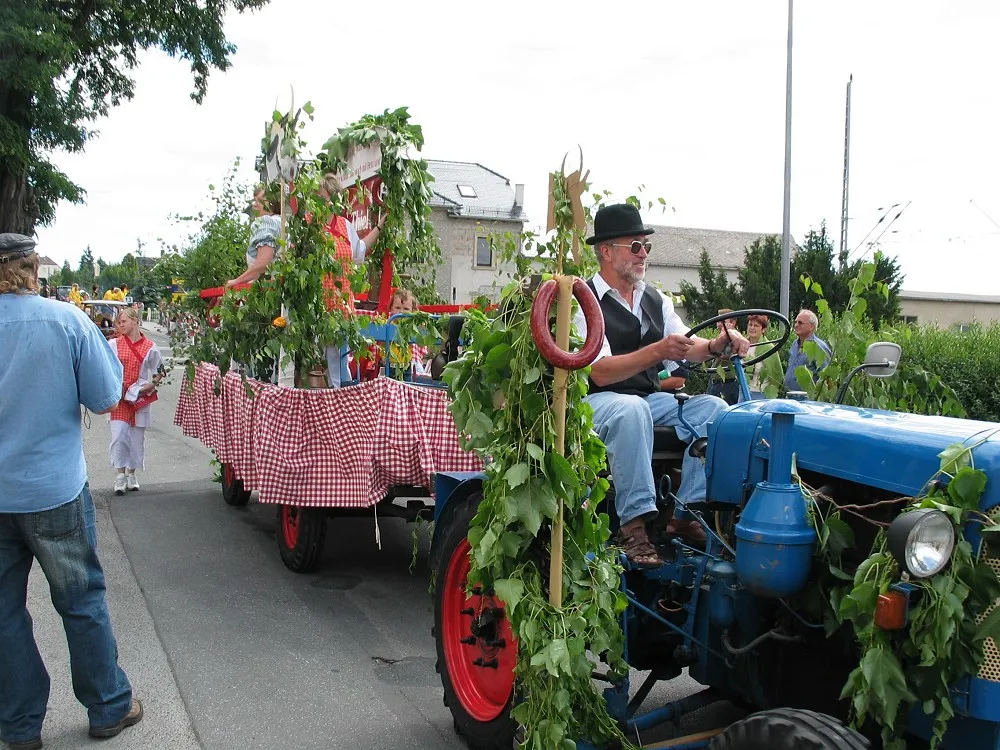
<box><xmin>609</xmin><ymin>240</ymin><xmax>653</xmax><ymax>255</ymax></box>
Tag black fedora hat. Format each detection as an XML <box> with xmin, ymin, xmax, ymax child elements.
<box><xmin>586</xmin><ymin>203</ymin><xmax>654</xmax><ymax>246</ymax></box>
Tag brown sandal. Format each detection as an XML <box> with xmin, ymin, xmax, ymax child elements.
<box><xmin>616</xmin><ymin>523</ymin><xmax>662</xmax><ymax>569</ymax></box>
<box><xmin>665</xmin><ymin>518</ymin><xmax>708</xmax><ymax>546</ymax></box>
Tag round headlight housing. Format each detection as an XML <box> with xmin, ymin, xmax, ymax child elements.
<box><xmin>887</xmin><ymin>508</ymin><xmax>956</xmax><ymax>578</ymax></box>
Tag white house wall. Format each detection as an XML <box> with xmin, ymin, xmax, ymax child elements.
<box><xmin>430</xmin><ymin>207</ymin><xmax>521</xmax><ymax>304</ymax></box>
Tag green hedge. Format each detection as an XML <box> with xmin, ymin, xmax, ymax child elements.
<box><xmin>889</xmin><ymin>322</ymin><xmax>1000</xmax><ymax>423</ymax></box>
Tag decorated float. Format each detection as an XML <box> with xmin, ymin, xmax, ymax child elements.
<box><xmin>174</xmin><ymin>103</ymin><xmax>483</xmax><ymax>571</ymax></box>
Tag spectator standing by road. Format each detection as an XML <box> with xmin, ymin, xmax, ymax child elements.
<box><xmin>108</xmin><ymin>306</ymin><xmax>165</xmax><ymax>495</ymax></box>
<box><xmin>0</xmin><ymin>234</ymin><xmax>143</xmax><ymax>749</ymax></box>
<box><xmin>784</xmin><ymin>309</ymin><xmax>832</xmax><ymax>391</ymax></box>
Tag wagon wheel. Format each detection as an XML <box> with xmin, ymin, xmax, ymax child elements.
<box><xmin>221</xmin><ymin>463</ymin><xmax>252</xmax><ymax>507</ymax></box>
<box><xmin>710</xmin><ymin>708</ymin><xmax>870</xmax><ymax>750</ymax></box>
<box><xmin>276</xmin><ymin>504</ymin><xmax>328</xmax><ymax>573</ymax></box>
<box><xmin>432</xmin><ymin>493</ymin><xmax>517</xmax><ymax>749</ymax></box>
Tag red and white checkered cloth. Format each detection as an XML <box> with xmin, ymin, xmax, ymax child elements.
<box><xmin>174</xmin><ymin>364</ymin><xmax>482</xmax><ymax>507</ymax></box>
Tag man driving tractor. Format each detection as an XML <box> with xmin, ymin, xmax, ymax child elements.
<box><xmin>572</xmin><ymin>203</ymin><xmax>750</xmax><ymax>567</ymax></box>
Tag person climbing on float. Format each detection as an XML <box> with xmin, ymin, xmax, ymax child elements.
<box><xmin>317</xmin><ymin>172</ymin><xmax>387</xmax><ymax>387</ymax></box>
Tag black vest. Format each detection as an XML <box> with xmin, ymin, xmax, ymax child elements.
<box><xmin>587</xmin><ymin>280</ymin><xmax>665</xmax><ymax>397</ymax></box>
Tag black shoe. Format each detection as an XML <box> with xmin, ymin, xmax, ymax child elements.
<box><xmin>89</xmin><ymin>698</ymin><xmax>143</xmax><ymax>739</ymax></box>
<box><xmin>6</xmin><ymin>739</ymin><xmax>42</xmax><ymax>750</ymax></box>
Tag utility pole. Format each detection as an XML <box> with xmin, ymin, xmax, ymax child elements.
<box><xmin>779</xmin><ymin>0</ymin><xmax>794</xmax><ymax>319</ymax></box>
<box><xmin>839</xmin><ymin>75</ymin><xmax>853</xmax><ymax>269</ymax></box>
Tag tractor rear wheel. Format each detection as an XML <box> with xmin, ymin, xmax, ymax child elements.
<box><xmin>276</xmin><ymin>504</ymin><xmax>327</xmax><ymax>573</ymax></box>
<box><xmin>710</xmin><ymin>708</ymin><xmax>870</xmax><ymax>750</ymax></box>
<box><xmin>432</xmin><ymin>494</ymin><xmax>516</xmax><ymax>749</ymax></box>
<box><xmin>221</xmin><ymin>463</ymin><xmax>252</xmax><ymax>506</ymax></box>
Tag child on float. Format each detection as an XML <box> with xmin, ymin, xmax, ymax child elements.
<box><xmin>108</xmin><ymin>306</ymin><xmax>165</xmax><ymax>494</ymax></box>
<box><xmin>387</xmin><ymin>289</ymin><xmax>431</xmax><ymax>376</ymax></box>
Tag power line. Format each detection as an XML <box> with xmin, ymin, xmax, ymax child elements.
<box><xmin>970</xmin><ymin>199</ymin><xmax>1000</xmax><ymax>232</ymax></box>
<box><xmin>848</xmin><ymin>203</ymin><xmax>899</xmax><ymax>260</ymax></box>
<box><xmin>867</xmin><ymin>201</ymin><xmax>912</xmax><ymax>250</ymax></box>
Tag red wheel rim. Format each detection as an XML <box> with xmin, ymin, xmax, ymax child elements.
<box><xmin>282</xmin><ymin>505</ymin><xmax>300</xmax><ymax>548</ymax></box>
<box><xmin>442</xmin><ymin>538</ymin><xmax>516</xmax><ymax>722</ymax></box>
<box><xmin>223</xmin><ymin>463</ymin><xmax>235</xmax><ymax>487</ymax></box>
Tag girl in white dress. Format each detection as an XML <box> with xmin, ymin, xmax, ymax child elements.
<box><xmin>108</xmin><ymin>306</ymin><xmax>165</xmax><ymax>494</ymax></box>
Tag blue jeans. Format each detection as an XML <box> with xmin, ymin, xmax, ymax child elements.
<box><xmin>325</xmin><ymin>344</ymin><xmax>352</xmax><ymax>388</ymax></box>
<box><xmin>0</xmin><ymin>485</ymin><xmax>132</xmax><ymax>742</ymax></box>
<box><xmin>585</xmin><ymin>391</ymin><xmax>727</xmax><ymax>526</ymax></box>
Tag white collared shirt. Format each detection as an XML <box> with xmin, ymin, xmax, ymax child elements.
<box><xmin>571</xmin><ymin>273</ymin><xmax>688</xmax><ymax>371</ymax></box>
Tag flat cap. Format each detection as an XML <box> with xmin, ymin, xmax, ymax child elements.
<box><xmin>0</xmin><ymin>233</ymin><xmax>37</xmax><ymax>263</ymax></box>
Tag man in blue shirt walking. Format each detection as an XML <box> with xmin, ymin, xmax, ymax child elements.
<box><xmin>784</xmin><ymin>309</ymin><xmax>832</xmax><ymax>391</ymax></box>
<box><xmin>0</xmin><ymin>234</ymin><xmax>143</xmax><ymax>749</ymax></box>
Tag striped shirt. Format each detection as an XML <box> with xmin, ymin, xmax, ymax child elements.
<box><xmin>246</xmin><ymin>215</ymin><xmax>282</xmax><ymax>267</ymax></box>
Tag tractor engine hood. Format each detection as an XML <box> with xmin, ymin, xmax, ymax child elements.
<box><xmin>705</xmin><ymin>400</ymin><xmax>1000</xmax><ymax>510</ymax></box>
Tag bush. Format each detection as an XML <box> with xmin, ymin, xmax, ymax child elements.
<box><xmin>889</xmin><ymin>322</ymin><xmax>1000</xmax><ymax>423</ymax></box>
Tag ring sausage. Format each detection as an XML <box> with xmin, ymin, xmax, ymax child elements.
<box><xmin>530</xmin><ymin>278</ymin><xmax>605</xmax><ymax>371</ymax></box>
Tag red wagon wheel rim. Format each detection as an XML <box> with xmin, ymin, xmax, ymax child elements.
<box><xmin>223</xmin><ymin>463</ymin><xmax>235</xmax><ymax>486</ymax></box>
<box><xmin>282</xmin><ymin>505</ymin><xmax>300</xmax><ymax>548</ymax></box>
<box><xmin>442</xmin><ymin>538</ymin><xmax>516</xmax><ymax>722</ymax></box>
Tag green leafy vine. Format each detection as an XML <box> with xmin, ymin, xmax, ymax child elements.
<box><xmin>442</xmin><ymin>170</ymin><xmax>631</xmax><ymax>749</ymax></box>
<box><xmin>805</xmin><ymin>440</ymin><xmax>1000</xmax><ymax>749</ymax></box>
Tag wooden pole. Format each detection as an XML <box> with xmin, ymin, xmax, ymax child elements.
<box><xmin>276</xmin><ymin>182</ymin><xmax>296</xmax><ymax>387</ymax></box>
<box><xmin>548</xmin><ymin>274</ymin><xmax>573</xmax><ymax>608</ymax></box>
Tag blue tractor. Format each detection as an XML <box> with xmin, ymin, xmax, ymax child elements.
<box><xmin>429</xmin><ymin>309</ymin><xmax>1000</xmax><ymax>749</ymax></box>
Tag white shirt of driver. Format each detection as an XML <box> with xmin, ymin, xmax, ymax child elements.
<box><xmin>571</xmin><ymin>273</ymin><xmax>688</xmax><ymax>373</ymax></box>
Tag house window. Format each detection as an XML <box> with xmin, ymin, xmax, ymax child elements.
<box><xmin>475</xmin><ymin>236</ymin><xmax>493</xmax><ymax>267</ymax></box>
<box><xmin>457</xmin><ymin>184</ymin><xmax>477</xmax><ymax>199</ymax></box>
<box><xmin>898</xmin><ymin>315</ymin><xmax>918</xmax><ymax>325</ymax></box>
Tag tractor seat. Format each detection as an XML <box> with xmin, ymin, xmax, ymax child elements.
<box><xmin>652</xmin><ymin>426</ymin><xmax>686</xmax><ymax>459</ymax></box>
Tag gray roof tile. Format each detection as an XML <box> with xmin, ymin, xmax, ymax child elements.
<box><xmin>645</xmin><ymin>225</ymin><xmax>778</xmax><ymax>270</ymax></box>
<box><xmin>427</xmin><ymin>160</ymin><xmax>528</xmax><ymax>222</ymax></box>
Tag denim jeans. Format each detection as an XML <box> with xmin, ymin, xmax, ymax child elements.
<box><xmin>324</xmin><ymin>344</ymin><xmax>352</xmax><ymax>388</ymax></box>
<box><xmin>0</xmin><ymin>484</ymin><xmax>132</xmax><ymax>742</ymax></box>
<box><xmin>585</xmin><ymin>391</ymin><xmax>728</xmax><ymax>526</ymax></box>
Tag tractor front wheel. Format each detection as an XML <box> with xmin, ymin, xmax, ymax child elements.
<box><xmin>710</xmin><ymin>708</ymin><xmax>870</xmax><ymax>750</ymax></box>
<box><xmin>221</xmin><ymin>463</ymin><xmax>252</xmax><ymax>506</ymax></box>
<box><xmin>276</xmin><ymin>504</ymin><xmax>327</xmax><ymax>573</ymax></box>
<box><xmin>432</xmin><ymin>494</ymin><xmax>516</xmax><ymax>749</ymax></box>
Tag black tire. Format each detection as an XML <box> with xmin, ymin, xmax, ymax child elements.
<box><xmin>276</xmin><ymin>504</ymin><xmax>327</xmax><ymax>573</ymax></box>
<box><xmin>432</xmin><ymin>493</ymin><xmax>516</xmax><ymax>750</ymax></box>
<box><xmin>221</xmin><ymin>463</ymin><xmax>252</xmax><ymax>506</ymax></box>
<box><xmin>710</xmin><ymin>708</ymin><xmax>870</xmax><ymax>750</ymax></box>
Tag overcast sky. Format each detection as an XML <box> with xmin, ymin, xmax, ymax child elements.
<box><xmin>34</xmin><ymin>1</ymin><xmax>1000</xmax><ymax>294</ymax></box>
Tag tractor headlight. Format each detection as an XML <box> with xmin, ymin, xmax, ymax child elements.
<box><xmin>887</xmin><ymin>509</ymin><xmax>955</xmax><ymax>578</ymax></box>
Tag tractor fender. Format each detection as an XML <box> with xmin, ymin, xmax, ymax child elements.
<box><xmin>431</xmin><ymin>472</ymin><xmax>484</xmax><ymax>554</ymax></box>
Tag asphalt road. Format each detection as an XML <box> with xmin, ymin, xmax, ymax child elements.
<box><xmin>26</xmin><ymin>322</ymin><xmax>725</xmax><ymax>750</ymax></box>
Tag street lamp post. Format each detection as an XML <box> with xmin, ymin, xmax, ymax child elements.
<box><xmin>779</xmin><ymin>0</ymin><xmax>794</xmax><ymax>319</ymax></box>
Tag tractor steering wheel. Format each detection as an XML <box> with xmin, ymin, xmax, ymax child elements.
<box><xmin>683</xmin><ymin>309</ymin><xmax>790</xmax><ymax>373</ymax></box>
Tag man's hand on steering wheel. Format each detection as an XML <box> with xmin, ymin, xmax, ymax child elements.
<box><xmin>660</xmin><ymin>334</ymin><xmax>695</xmax><ymax>361</ymax></box>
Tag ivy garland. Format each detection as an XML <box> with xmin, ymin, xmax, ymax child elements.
<box><xmin>181</xmin><ymin>104</ymin><xmax>441</xmax><ymax>387</ymax></box>
<box><xmin>320</xmin><ymin>106</ymin><xmax>441</xmax><ymax>284</ymax></box>
<box><xmin>805</xmin><ymin>439</ymin><xmax>1000</xmax><ymax>749</ymax></box>
<box><xmin>442</xmin><ymin>172</ymin><xmax>632</xmax><ymax>750</ymax></box>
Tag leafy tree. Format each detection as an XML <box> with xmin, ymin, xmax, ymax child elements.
<box><xmin>845</xmin><ymin>250</ymin><xmax>903</xmax><ymax>330</ymax></box>
<box><xmin>682</xmin><ymin>222</ymin><xmax>904</xmax><ymax>330</ymax></box>
<box><xmin>57</xmin><ymin>260</ymin><xmax>74</xmax><ymax>286</ymax></box>
<box><xmin>76</xmin><ymin>246</ymin><xmax>95</xmax><ymax>286</ymax></box>
<box><xmin>0</xmin><ymin>0</ymin><xmax>269</xmax><ymax>235</ymax></box>
<box><xmin>171</xmin><ymin>162</ymin><xmax>252</xmax><ymax>296</ymax></box>
<box><xmin>677</xmin><ymin>249</ymin><xmax>739</xmax><ymax>322</ymax></box>
<box><xmin>737</xmin><ymin>235</ymin><xmax>781</xmax><ymax>311</ymax></box>
<box><xmin>791</xmin><ymin>223</ymin><xmax>844</xmax><ymax>313</ymax></box>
